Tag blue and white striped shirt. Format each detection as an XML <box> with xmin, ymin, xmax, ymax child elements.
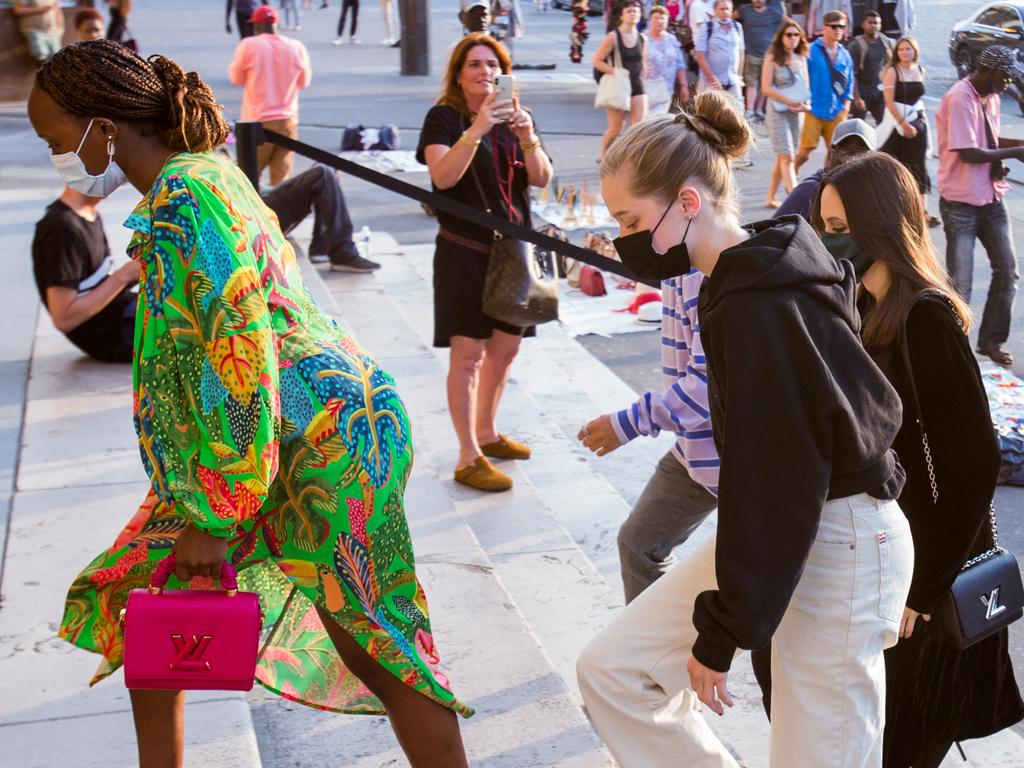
<box><xmin>610</xmin><ymin>269</ymin><xmax>721</xmax><ymax>495</ymax></box>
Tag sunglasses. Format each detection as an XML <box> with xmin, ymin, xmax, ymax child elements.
<box><xmin>826</xmin><ymin>23</ymin><xmax>846</xmax><ymax>29</ymax></box>
<box><xmin>784</xmin><ymin>32</ymin><xmax>800</xmax><ymax>37</ymax></box>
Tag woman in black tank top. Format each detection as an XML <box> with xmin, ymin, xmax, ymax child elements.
<box><xmin>880</xmin><ymin>37</ymin><xmax>937</xmax><ymax>226</ymax></box>
<box><xmin>592</xmin><ymin>0</ymin><xmax>649</xmax><ymax>161</ymax></box>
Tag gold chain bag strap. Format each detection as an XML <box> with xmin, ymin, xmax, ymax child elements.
<box><xmin>900</xmin><ymin>293</ymin><xmax>1024</xmax><ymax>650</ymax></box>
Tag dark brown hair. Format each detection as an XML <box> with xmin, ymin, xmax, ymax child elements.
<box><xmin>437</xmin><ymin>33</ymin><xmax>513</xmax><ymax>120</ymax></box>
<box><xmin>73</xmin><ymin>8</ymin><xmax>103</xmax><ymax>27</ymax></box>
<box><xmin>769</xmin><ymin>17</ymin><xmax>808</xmax><ymax>66</ymax></box>
<box><xmin>35</xmin><ymin>40</ymin><xmax>229</xmax><ymax>153</ymax></box>
<box><xmin>811</xmin><ymin>153</ymin><xmax>971</xmax><ymax>348</ymax></box>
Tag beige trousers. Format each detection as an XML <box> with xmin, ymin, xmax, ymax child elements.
<box><xmin>577</xmin><ymin>493</ymin><xmax>913</xmax><ymax>768</ymax></box>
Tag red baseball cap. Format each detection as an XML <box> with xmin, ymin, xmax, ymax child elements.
<box><xmin>250</xmin><ymin>5</ymin><xmax>279</xmax><ymax>24</ymax></box>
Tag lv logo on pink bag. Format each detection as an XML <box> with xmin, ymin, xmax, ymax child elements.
<box><xmin>120</xmin><ymin>554</ymin><xmax>263</xmax><ymax>691</ymax></box>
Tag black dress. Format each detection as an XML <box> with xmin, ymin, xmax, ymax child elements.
<box><xmin>873</xmin><ymin>295</ymin><xmax>1024</xmax><ymax>767</ymax></box>
<box><xmin>415</xmin><ymin>104</ymin><xmax>536</xmax><ymax>348</ymax></box>
<box><xmin>880</xmin><ymin>65</ymin><xmax>931</xmax><ymax>195</ymax></box>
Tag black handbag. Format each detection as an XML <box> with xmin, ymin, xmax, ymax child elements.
<box><xmin>468</xmin><ymin>165</ymin><xmax>558</xmax><ymax>328</ymax></box>
<box><xmin>900</xmin><ymin>299</ymin><xmax>1024</xmax><ymax>650</ymax></box>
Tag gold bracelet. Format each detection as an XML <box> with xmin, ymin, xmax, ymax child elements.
<box><xmin>458</xmin><ymin>131</ymin><xmax>481</xmax><ymax>148</ymax></box>
<box><xmin>520</xmin><ymin>138</ymin><xmax>542</xmax><ymax>154</ymax></box>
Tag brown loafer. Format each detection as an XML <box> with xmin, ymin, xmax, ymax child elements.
<box><xmin>480</xmin><ymin>434</ymin><xmax>532</xmax><ymax>460</ymax></box>
<box><xmin>454</xmin><ymin>457</ymin><xmax>513</xmax><ymax>492</ymax></box>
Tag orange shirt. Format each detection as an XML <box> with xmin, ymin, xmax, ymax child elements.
<box><xmin>228</xmin><ymin>33</ymin><xmax>311</xmax><ymax>123</ymax></box>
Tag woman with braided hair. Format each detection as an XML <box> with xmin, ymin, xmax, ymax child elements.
<box><xmin>29</xmin><ymin>40</ymin><xmax>471</xmax><ymax>768</ymax></box>
<box><xmin>575</xmin><ymin>90</ymin><xmax>912</xmax><ymax>766</ymax></box>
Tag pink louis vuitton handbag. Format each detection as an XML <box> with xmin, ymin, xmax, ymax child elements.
<box><xmin>121</xmin><ymin>554</ymin><xmax>262</xmax><ymax>691</ymax></box>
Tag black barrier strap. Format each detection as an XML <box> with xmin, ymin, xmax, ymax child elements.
<box><xmin>255</xmin><ymin>126</ymin><xmax>657</xmax><ymax>288</ymax></box>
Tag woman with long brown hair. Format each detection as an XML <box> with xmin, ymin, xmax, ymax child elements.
<box><xmin>416</xmin><ymin>33</ymin><xmax>552</xmax><ymax>492</ymax></box>
<box><xmin>760</xmin><ymin>17</ymin><xmax>809</xmax><ymax>208</ymax></box>
<box><xmin>814</xmin><ymin>152</ymin><xmax>1024</xmax><ymax>767</ymax></box>
<box><xmin>30</xmin><ymin>40</ymin><xmax>471</xmax><ymax>768</ymax></box>
<box><xmin>879</xmin><ymin>36</ymin><xmax>938</xmax><ymax>226</ymax></box>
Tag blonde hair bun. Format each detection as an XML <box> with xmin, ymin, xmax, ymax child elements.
<box><xmin>676</xmin><ymin>90</ymin><xmax>753</xmax><ymax>161</ymax></box>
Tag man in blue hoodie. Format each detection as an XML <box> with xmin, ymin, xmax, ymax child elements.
<box><xmin>795</xmin><ymin>10</ymin><xmax>853</xmax><ymax>173</ymax></box>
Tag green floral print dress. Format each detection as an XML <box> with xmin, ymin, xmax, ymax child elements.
<box><xmin>58</xmin><ymin>152</ymin><xmax>472</xmax><ymax>718</ymax></box>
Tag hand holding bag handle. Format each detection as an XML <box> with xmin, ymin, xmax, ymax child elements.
<box><xmin>149</xmin><ymin>553</ymin><xmax>240</xmax><ymax>597</ymax></box>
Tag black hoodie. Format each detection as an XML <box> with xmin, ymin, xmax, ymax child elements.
<box><xmin>691</xmin><ymin>215</ymin><xmax>906</xmax><ymax>673</ymax></box>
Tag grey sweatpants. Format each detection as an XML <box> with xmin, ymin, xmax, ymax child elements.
<box><xmin>617</xmin><ymin>451</ymin><xmax>717</xmax><ymax>603</ymax></box>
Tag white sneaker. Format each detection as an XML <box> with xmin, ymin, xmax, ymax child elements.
<box><xmin>380</xmin><ymin>38</ymin><xmax>394</xmax><ymax>45</ymax></box>
<box><xmin>350</xmin><ymin>35</ymin><xmax>360</xmax><ymax>44</ymax></box>
<box><xmin>333</xmin><ymin>36</ymin><xmax>346</xmax><ymax>45</ymax></box>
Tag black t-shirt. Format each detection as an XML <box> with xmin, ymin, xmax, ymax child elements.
<box><xmin>850</xmin><ymin>34</ymin><xmax>890</xmax><ymax>86</ymax></box>
<box><xmin>416</xmin><ymin>104</ymin><xmax>531</xmax><ymax>245</ymax></box>
<box><xmin>31</xmin><ymin>200</ymin><xmax>134</xmax><ymax>359</ymax></box>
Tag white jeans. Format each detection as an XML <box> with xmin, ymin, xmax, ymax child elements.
<box><xmin>577</xmin><ymin>493</ymin><xmax>913</xmax><ymax>768</ymax></box>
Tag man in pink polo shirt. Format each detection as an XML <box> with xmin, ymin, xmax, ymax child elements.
<box><xmin>228</xmin><ymin>5</ymin><xmax>312</xmax><ymax>185</ymax></box>
<box><xmin>936</xmin><ymin>45</ymin><xmax>1024</xmax><ymax>366</ymax></box>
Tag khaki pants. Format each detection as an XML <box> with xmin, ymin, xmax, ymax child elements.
<box><xmin>577</xmin><ymin>493</ymin><xmax>913</xmax><ymax>768</ymax></box>
<box><xmin>257</xmin><ymin>118</ymin><xmax>299</xmax><ymax>185</ymax></box>
<box><xmin>800</xmin><ymin>109</ymin><xmax>849</xmax><ymax>150</ymax></box>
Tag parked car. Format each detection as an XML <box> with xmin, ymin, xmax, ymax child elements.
<box><xmin>551</xmin><ymin>0</ymin><xmax>605</xmax><ymax>15</ymax></box>
<box><xmin>949</xmin><ymin>2</ymin><xmax>1024</xmax><ymax>112</ymax></box>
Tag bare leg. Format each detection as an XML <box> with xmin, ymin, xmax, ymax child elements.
<box><xmin>316</xmin><ymin>607</ymin><xmax>468</xmax><ymax>768</ymax></box>
<box><xmin>746</xmin><ymin>85</ymin><xmax>758</xmax><ymax>113</ymax></box>
<box><xmin>780</xmin><ymin>154</ymin><xmax>797</xmax><ymax>193</ymax></box>
<box><xmin>475</xmin><ymin>330</ymin><xmax>522</xmax><ymax>445</ymax></box>
<box><xmin>629</xmin><ymin>95</ymin><xmax>648</xmax><ymax>126</ymax></box>
<box><xmin>380</xmin><ymin>0</ymin><xmax>395</xmax><ymax>40</ymax></box>
<box><xmin>599</xmin><ymin>108</ymin><xmax>627</xmax><ymax>161</ymax></box>
<box><xmin>130</xmin><ymin>689</ymin><xmax>185</xmax><ymax>768</ymax></box>
<box><xmin>448</xmin><ymin>336</ymin><xmax>487</xmax><ymax>470</ymax></box>
<box><xmin>765</xmin><ymin>154</ymin><xmax>782</xmax><ymax>204</ymax></box>
<box><xmin>794</xmin><ymin>146</ymin><xmax>813</xmax><ymax>174</ymax></box>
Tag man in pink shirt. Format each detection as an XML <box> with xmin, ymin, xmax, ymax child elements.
<box><xmin>228</xmin><ymin>5</ymin><xmax>312</xmax><ymax>185</ymax></box>
<box><xmin>936</xmin><ymin>45</ymin><xmax>1024</xmax><ymax>366</ymax></box>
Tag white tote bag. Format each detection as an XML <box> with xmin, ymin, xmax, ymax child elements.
<box><xmin>595</xmin><ymin>35</ymin><xmax>632</xmax><ymax>111</ymax></box>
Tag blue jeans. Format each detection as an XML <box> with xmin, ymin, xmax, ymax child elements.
<box><xmin>280</xmin><ymin>0</ymin><xmax>300</xmax><ymax>27</ymax></box>
<box><xmin>940</xmin><ymin>197</ymin><xmax>1020</xmax><ymax>350</ymax></box>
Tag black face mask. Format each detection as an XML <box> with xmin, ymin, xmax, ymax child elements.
<box><xmin>820</xmin><ymin>231</ymin><xmax>874</xmax><ymax>282</ymax></box>
<box><xmin>613</xmin><ymin>200</ymin><xmax>693</xmax><ymax>281</ymax></box>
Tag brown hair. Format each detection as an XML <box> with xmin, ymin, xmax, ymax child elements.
<box><xmin>769</xmin><ymin>17</ymin><xmax>808</xmax><ymax>65</ymax></box>
<box><xmin>650</xmin><ymin>5</ymin><xmax>669</xmax><ymax>17</ymax></box>
<box><xmin>811</xmin><ymin>153</ymin><xmax>971</xmax><ymax>348</ymax></box>
<box><xmin>823</xmin><ymin>9</ymin><xmax>846</xmax><ymax>24</ymax></box>
<box><xmin>35</xmin><ymin>41</ymin><xmax>229</xmax><ymax>153</ymax></box>
<box><xmin>438</xmin><ymin>33</ymin><xmax>512</xmax><ymax>120</ymax></box>
<box><xmin>73</xmin><ymin>8</ymin><xmax>103</xmax><ymax>27</ymax></box>
<box><xmin>893</xmin><ymin>35</ymin><xmax>921</xmax><ymax>65</ymax></box>
<box><xmin>600</xmin><ymin>90</ymin><xmax>753</xmax><ymax>214</ymax></box>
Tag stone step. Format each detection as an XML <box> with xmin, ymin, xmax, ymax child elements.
<box><xmin>300</xmin><ymin>229</ymin><xmax>1024</xmax><ymax>767</ymax></box>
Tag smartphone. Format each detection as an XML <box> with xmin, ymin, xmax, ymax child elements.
<box><xmin>493</xmin><ymin>74</ymin><xmax>516</xmax><ymax>118</ymax></box>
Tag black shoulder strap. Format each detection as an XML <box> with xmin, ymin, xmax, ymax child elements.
<box><xmin>899</xmin><ymin>292</ymin><xmax>960</xmax><ymax>429</ymax></box>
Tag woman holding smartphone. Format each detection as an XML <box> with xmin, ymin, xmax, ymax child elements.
<box><xmin>575</xmin><ymin>90</ymin><xmax>912</xmax><ymax>766</ymax></box>
<box><xmin>416</xmin><ymin>33</ymin><xmax>552</xmax><ymax>493</ymax></box>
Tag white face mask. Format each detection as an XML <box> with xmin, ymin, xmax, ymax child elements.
<box><xmin>50</xmin><ymin>118</ymin><xmax>128</xmax><ymax>197</ymax></box>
